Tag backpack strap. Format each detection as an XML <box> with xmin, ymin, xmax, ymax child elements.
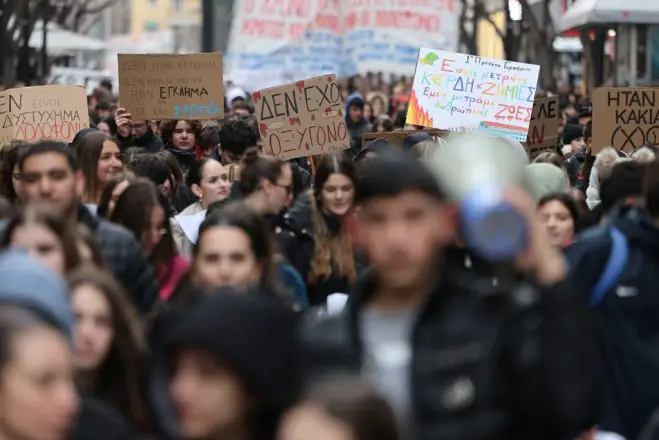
<box><xmin>589</xmin><ymin>227</ymin><xmax>629</xmax><ymax>307</ymax></box>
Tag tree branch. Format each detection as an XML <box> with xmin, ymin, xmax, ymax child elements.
<box><xmin>77</xmin><ymin>0</ymin><xmax>115</xmax><ymax>16</ymax></box>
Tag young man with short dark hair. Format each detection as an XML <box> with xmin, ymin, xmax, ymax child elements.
<box><xmin>13</xmin><ymin>141</ymin><xmax>158</xmax><ymax>314</ymax></box>
<box><xmin>298</xmin><ymin>150</ymin><xmax>596</xmax><ymax>440</ymax></box>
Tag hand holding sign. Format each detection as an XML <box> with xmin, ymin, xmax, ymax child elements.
<box><xmin>115</xmin><ymin>108</ymin><xmax>132</xmax><ymax>138</ymax></box>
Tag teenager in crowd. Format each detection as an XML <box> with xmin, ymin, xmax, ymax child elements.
<box><xmin>69</xmin><ymin>265</ymin><xmax>151</xmax><ymax>434</ymax></box>
<box><xmin>280</xmin><ymin>154</ymin><xmax>358</xmax><ymax>306</ymax></box>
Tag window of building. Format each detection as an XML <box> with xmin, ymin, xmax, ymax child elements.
<box><xmin>637</xmin><ymin>25</ymin><xmax>647</xmax><ymax>80</ymax></box>
<box><xmin>144</xmin><ymin>20</ymin><xmax>159</xmax><ymax>32</ymax></box>
<box><xmin>148</xmin><ymin>0</ymin><xmax>157</xmax><ymax>8</ymax></box>
<box><xmin>172</xmin><ymin>0</ymin><xmax>182</xmax><ymax>10</ymax></box>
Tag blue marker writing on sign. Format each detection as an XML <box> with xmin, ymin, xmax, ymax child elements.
<box><xmin>174</xmin><ymin>100</ymin><xmax>222</xmax><ymax>118</ymax></box>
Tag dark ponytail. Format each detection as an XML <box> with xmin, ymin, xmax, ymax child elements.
<box><xmin>239</xmin><ymin>152</ymin><xmax>284</xmax><ymax>197</ymax></box>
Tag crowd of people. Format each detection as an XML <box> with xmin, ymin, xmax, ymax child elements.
<box><xmin>0</xmin><ymin>74</ymin><xmax>657</xmax><ymax>440</ymax></box>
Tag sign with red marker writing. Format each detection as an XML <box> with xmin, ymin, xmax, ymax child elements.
<box><xmin>525</xmin><ymin>96</ymin><xmax>559</xmax><ymax>151</ymax></box>
<box><xmin>118</xmin><ymin>52</ymin><xmax>224</xmax><ymax>121</ymax></box>
<box><xmin>0</xmin><ymin>85</ymin><xmax>89</xmax><ymax>146</ymax></box>
<box><xmin>407</xmin><ymin>48</ymin><xmax>540</xmax><ymax>142</ymax></box>
<box><xmin>252</xmin><ymin>75</ymin><xmax>349</xmax><ymax>161</ymax></box>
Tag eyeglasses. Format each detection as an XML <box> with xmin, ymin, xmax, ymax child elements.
<box><xmin>276</xmin><ymin>183</ymin><xmax>293</xmax><ymax>196</ymax></box>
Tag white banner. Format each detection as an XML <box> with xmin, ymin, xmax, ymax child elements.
<box><xmin>48</xmin><ymin>67</ymin><xmax>113</xmax><ymax>94</ymax></box>
<box><xmin>225</xmin><ymin>0</ymin><xmax>460</xmax><ymax>91</ymax></box>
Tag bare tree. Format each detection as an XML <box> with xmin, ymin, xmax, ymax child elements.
<box><xmin>0</xmin><ymin>0</ymin><xmax>114</xmax><ymax>85</ymax></box>
<box><xmin>517</xmin><ymin>0</ymin><xmax>558</xmax><ymax>91</ymax></box>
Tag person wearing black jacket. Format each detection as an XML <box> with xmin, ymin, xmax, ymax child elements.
<box><xmin>6</xmin><ymin>141</ymin><xmax>159</xmax><ymax>315</ymax></box>
<box><xmin>566</xmin><ymin>159</ymin><xmax>659</xmax><ymax>440</ymax></box>
<box><xmin>297</xmin><ymin>150</ymin><xmax>597</xmax><ymax>440</ymax></box>
<box><xmin>114</xmin><ymin>108</ymin><xmax>164</xmax><ymax>153</ymax></box>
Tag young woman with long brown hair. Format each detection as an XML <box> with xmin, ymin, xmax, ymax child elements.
<box><xmin>279</xmin><ymin>154</ymin><xmax>358</xmax><ymax>306</ymax></box>
<box><xmin>68</xmin><ymin>264</ymin><xmax>151</xmax><ymax>433</ymax></box>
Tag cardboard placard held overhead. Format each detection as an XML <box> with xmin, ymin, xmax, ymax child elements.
<box><xmin>0</xmin><ymin>85</ymin><xmax>89</xmax><ymax>146</ymax></box>
<box><xmin>592</xmin><ymin>87</ymin><xmax>659</xmax><ymax>155</ymax></box>
<box><xmin>252</xmin><ymin>75</ymin><xmax>349</xmax><ymax>161</ymax></box>
<box><xmin>525</xmin><ymin>96</ymin><xmax>560</xmax><ymax>150</ymax></box>
<box><xmin>118</xmin><ymin>53</ymin><xmax>224</xmax><ymax>121</ymax></box>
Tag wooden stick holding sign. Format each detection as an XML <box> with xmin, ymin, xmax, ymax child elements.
<box><xmin>252</xmin><ymin>75</ymin><xmax>350</xmax><ymax>161</ymax></box>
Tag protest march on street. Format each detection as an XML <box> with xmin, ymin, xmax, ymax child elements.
<box><xmin>2</xmin><ymin>1</ymin><xmax>659</xmax><ymax>439</ymax></box>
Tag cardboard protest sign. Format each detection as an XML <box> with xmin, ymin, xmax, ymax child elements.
<box><xmin>362</xmin><ymin>129</ymin><xmax>450</xmax><ymax>146</ymax></box>
<box><xmin>525</xmin><ymin>96</ymin><xmax>559</xmax><ymax>150</ymax></box>
<box><xmin>118</xmin><ymin>53</ymin><xmax>223</xmax><ymax>121</ymax></box>
<box><xmin>0</xmin><ymin>85</ymin><xmax>89</xmax><ymax>146</ymax></box>
<box><xmin>407</xmin><ymin>48</ymin><xmax>540</xmax><ymax>142</ymax></box>
<box><xmin>592</xmin><ymin>87</ymin><xmax>659</xmax><ymax>154</ymax></box>
<box><xmin>252</xmin><ymin>75</ymin><xmax>349</xmax><ymax>161</ymax></box>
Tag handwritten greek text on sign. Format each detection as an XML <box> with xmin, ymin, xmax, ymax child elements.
<box><xmin>118</xmin><ymin>53</ymin><xmax>224</xmax><ymax>121</ymax></box>
<box><xmin>253</xmin><ymin>75</ymin><xmax>350</xmax><ymax>161</ymax></box>
<box><xmin>526</xmin><ymin>97</ymin><xmax>559</xmax><ymax>150</ymax></box>
<box><xmin>592</xmin><ymin>87</ymin><xmax>659</xmax><ymax>155</ymax></box>
<box><xmin>407</xmin><ymin>48</ymin><xmax>540</xmax><ymax>142</ymax></box>
<box><xmin>0</xmin><ymin>85</ymin><xmax>89</xmax><ymax>146</ymax></box>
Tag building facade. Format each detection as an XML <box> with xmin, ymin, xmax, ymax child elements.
<box><xmin>130</xmin><ymin>0</ymin><xmax>201</xmax><ymax>37</ymax></box>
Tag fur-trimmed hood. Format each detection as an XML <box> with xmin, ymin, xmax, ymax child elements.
<box><xmin>593</xmin><ymin>147</ymin><xmax>624</xmax><ymax>182</ymax></box>
<box><xmin>587</xmin><ymin>146</ymin><xmax>656</xmax><ymax>210</ymax></box>
<box><xmin>631</xmin><ymin>146</ymin><xmax>656</xmax><ymax>163</ymax></box>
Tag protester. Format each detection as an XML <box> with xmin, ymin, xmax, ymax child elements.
<box><xmin>96</xmin><ymin>173</ymin><xmax>137</xmax><ymax>218</ymax></box>
<box><xmin>0</xmin><ymin>140</ymin><xmax>30</xmax><ymax>204</ymax></box>
<box><xmin>110</xmin><ymin>179</ymin><xmax>188</xmax><ymax>300</ymax></box>
<box><xmin>538</xmin><ymin>192</ymin><xmax>583</xmax><ymax>248</ymax></box>
<box><xmin>240</xmin><ymin>151</ymin><xmax>294</xmax><ymax>223</ymax></box>
<box><xmin>566</xmin><ymin>158</ymin><xmax>658</xmax><ymax>440</ymax></box>
<box><xmin>279</xmin><ymin>378</ymin><xmax>399</xmax><ymax>440</ymax></box>
<box><xmin>149</xmin><ymin>292</ymin><xmax>299</xmax><ymax>440</ymax></box>
<box><xmin>298</xmin><ymin>150</ymin><xmax>596</xmax><ymax>439</ymax></box>
<box><xmin>76</xmin><ymin>131</ymin><xmax>124</xmax><ymax>210</ymax></box>
<box><xmin>115</xmin><ymin>108</ymin><xmax>164</xmax><ymax>153</ymax></box>
<box><xmin>12</xmin><ymin>141</ymin><xmax>159</xmax><ymax>315</ymax></box>
<box><xmin>160</xmin><ymin>120</ymin><xmax>202</xmax><ymax>174</ymax></box>
<box><xmin>1</xmin><ymin>202</ymin><xmax>82</xmax><ymax>274</ymax></box>
<box><xmin>171</xmin><ymin>158</ymin><xmax>231</xmax><ymax>258</ymax></box>
<box><xmin>68</xmin><ymin>265</ymin><xmax>151</xmax><ymax>434</ymax></box>
<box><xmin>280</xmin><ymin>154</ymin><xmax>357</xmax><ymax>306</ymax></box>
<box><xmin>0</xmin><ymin>249</ymin><xmax>138</xmax><ymax>440</ymax></box>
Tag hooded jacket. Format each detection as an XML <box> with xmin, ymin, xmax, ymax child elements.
<box><xmin>345</xmin><ymin>95</ymin><xmax>370</xmax><ymax>157</ymax></box>
<box><xmin>566</xmin><ymin>207</ymin><xmax>659</xmax><ymax>440</ymax></box>
<box><xmin>586</xmin><ymin>147</ymin><xmax>655</xmax><ymax>210</ymax></box>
